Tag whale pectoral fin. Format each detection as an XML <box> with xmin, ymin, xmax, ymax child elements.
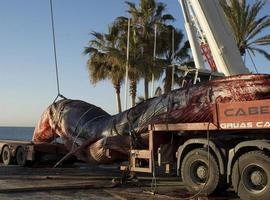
<box><xmin>85</xmin><ymin>136</ymin><xmax>130</xmax><ymax>164</ymax></box>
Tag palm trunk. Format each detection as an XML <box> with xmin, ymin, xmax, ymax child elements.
<box><xmin>113</xmin><ymin>82</ymin><xmax>122</xmax><ymax>113</ymax></box>
<box><xmin>144</xmin><ymin>77</ymin><xmax>149</xmax><ymax>100</ymax></box>
<box><xmin>164</xmin><ymin>67</ymin><xmax>173</xmax><ymax>94</ymax></box>
<box><xmin>129</xmin><ymin>79</ymin><xmax>137</xmax><ymax>107</ymax></box>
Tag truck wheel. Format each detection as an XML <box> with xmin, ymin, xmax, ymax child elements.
<box><xmin>232</xmin><ymin>151</ymin><xmax>270</xmax><ymax>200</ymax></box>
<box><xmin>181</xmin><ymin>148</ymin><xmax>220</xmax><ymax>195</ymax></box>
<box><xmin>2</xmin><ymin>146</ymin><xmax>12</xmax><ymax>166</ymax></box>
<box><xmin>16</xmin><ymin>147</ymin><xmax>27</xmax><ymax>167</ymax></box>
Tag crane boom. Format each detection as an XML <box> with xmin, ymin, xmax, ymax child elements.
<box><xmin>179</xmin><ymin>0</ymin><xmax>249</xmax><ymax>76</ymax></box>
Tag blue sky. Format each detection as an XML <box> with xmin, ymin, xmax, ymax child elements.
<box><xmin>0</xmin><ymin>0</ymin><xmax>269</xmax><ymax>127</ymax></box>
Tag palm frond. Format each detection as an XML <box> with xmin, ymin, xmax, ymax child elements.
<box><xmin>248</xmin><ymin>35</ymin><xmax>270</xmax><ymax>46</ymax></box>
<box><xmin>247</xmin><ymin>17</ymin><xmax>270</xmax><ymax>41</ymax></box>
<box><xmin>221</xmin><ymin>0</ymin><xmax>270</xmax><ymax>58</ymax></box>
<box><xmin>83</xmin><ymin>47</ymin><xmax>98</xmax><ymax>55</ymax></box>
<box><xmin>249</xmin><ymin>47</ymin><xmax>270</xmax><ymax>61</ymax></box>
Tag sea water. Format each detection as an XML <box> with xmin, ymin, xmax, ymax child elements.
<box><xmin>0</xmin><ymin>127</ymin><xmax>34</xmax><ymax>141</ymax></box>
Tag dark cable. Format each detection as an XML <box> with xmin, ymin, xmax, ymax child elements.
<box><xmin>247</xmin><ymin>49</ymin><xmax>259</xmax><ymax>73</ymax></box>
<box><xmin>49</xmin><ymin>0</ymin><xmax>61</xmax><ymax>99</ymax></box>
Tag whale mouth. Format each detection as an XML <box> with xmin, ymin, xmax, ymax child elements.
<box><xmin>32</xmin><ymin>109</ymin><xmax>54</xmax><ymax>143</ymax></box>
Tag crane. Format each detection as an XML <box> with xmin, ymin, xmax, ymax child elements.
<box><xmin>178</xmin><ymin>0</ymin><xmax>250</xmax><ymax>76</ymax></box>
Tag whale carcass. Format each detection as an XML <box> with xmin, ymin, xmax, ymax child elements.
<box><xmin>32</xmin><ymin>74</ymin><xmax>270</xmax><ymax>164</ymax></box>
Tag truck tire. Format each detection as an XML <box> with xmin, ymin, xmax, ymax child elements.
<box><xmin>16</xmin><ymin>147</ymin><xmax>27</xmax><ymax>167</ymax></box>
<box><xmin>2</xmin><ymin>146</ymin><xmax>12</xmax><ymax>166</ymax></box>
<box><xmin>181</xmin><ymin>148</ymin><xmax>220</xmax><ymax>195</ymax></box>
<box><xmin>232</xmin><ymin>150</ymin><xmax>270</xmax><ymax>200</ymax></box>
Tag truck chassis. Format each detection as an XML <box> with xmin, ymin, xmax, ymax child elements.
<box><xmin>121</xmin><ymin>99</ymin><xmax>270</xmax><ymax>200</ymax></box>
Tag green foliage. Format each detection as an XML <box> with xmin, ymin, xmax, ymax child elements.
<box><xmin>159</xmin><ymin>25</ymin><xmax>192</xmax><ymax>93</ymax></box>
<box><xmin>84</xmin><ymin>25</ymin><xmax>125</xmax><ymax>112</ymax></box>
<box><xmin>84</xmin><ymin>0</ymin><xmax>193</xmax><ymax>110</ymax></box>
<box><xmin>220</xmin><ymin>0</ymin><xmax>270</xmax><ymax>61</ymax></box>
<box><xmin>123</xmin><ymin>0</ymin><xmax>175</xmax><ymax>99</ymax></box>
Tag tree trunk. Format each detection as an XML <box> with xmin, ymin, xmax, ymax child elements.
<box><xmin>144</xmin><ymin>77</ymin><xmax>149</xmax><ymax>100</ymax></box>
<box><xmin>129</xmin><ymin>79</ymin><xmax>137</xmax><ymax>107</ymax></box>
<box><xmin>164</xmin><ymin>67</ymin><xmax>173</xmax><ymax>94</ymax></box>
<box><xmin>114</xmin><ymin>82</ymin><xmax>122</xmax><ymax>113</ymax></box>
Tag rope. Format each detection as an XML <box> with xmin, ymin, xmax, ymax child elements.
<box><xmin>53</xmin><ymin>104</ymin><xmax>108</xmax><ymax>168</ymax></box>
<box><xmin>143</xmin><ymin>122</ymin><xmax>212</xmax><ymax>200</ymax></box>
<box><xmin>49</xmin><ymin>0</ymin><xmax>64</xmax><ymax>102</ymax></box>
<box><xmin>247</xmin><ymin>49</ymin><xmax>259</xmax><ymax>73</ymax></box>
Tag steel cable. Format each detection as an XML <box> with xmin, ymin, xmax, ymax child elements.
<box><xmin>49</xmin><ymin>0</ymin><xmax>65</xmax><ymax>102</ymax></box>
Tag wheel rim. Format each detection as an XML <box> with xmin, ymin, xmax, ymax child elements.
<box><xmin>190</xmin><ymin>160</ymin><xmax>208</xmax><ymax>184</ymax></box>
<box><xmin>242</xmin><ymin>164</ymin><xmax>268</xmax><ymax>193</ymax></box>
<box><xmin>3</xmin><ymin>150</ymin><xmax>9</xmax><ymax>162</ymax></box>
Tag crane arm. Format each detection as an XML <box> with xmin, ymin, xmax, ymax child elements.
<box><xmin>179</xmin><ymin>0</ymin><xmax>249</xmax><ymax>76</ymax></box>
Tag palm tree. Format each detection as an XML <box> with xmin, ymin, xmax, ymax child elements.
<box><xmin>158</xmin><ymin>25</ymin><xmax>191</xmax><ymax>93</ymax></box>
<box><xmin>125</xmin><ymin>0</ymin><xmax>174</xmax><ymax>99</ymax></box>
<box><xmin>220</xmin><ymin>0</ymin><xmax>270</xmax><ymax>61</ymax></box>
<box><xmin>110</xmin><ymin>17</ymin><xmax>143</xmax><ymax>107</ymax></box>
<box><xmin>84</xmin><ymin>27</ymin><xmax>125</xmax><ymax>113</ymax></box>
